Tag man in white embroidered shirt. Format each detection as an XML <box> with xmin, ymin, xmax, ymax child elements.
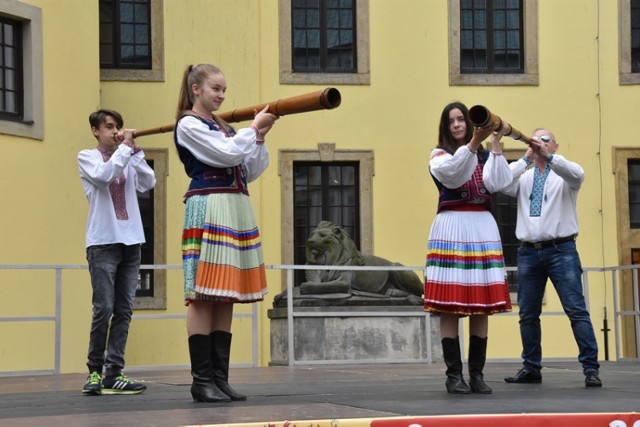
<box><xmin>499</xmin><ymin>128</ymin><xmax>602</xmax><ymax>388</ymax></box>
<box><xmin>78</xmin><ymin>109</ymin><xmax>156</xmax><ymax>395</ymax></box>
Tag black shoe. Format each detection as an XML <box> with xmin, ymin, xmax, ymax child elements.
<box><xmin>82</xmin><ymin>371</ymin><xmax>102</xmax><ymax>395</ymax></box>
<box><xmin>585</xmin><ymin>372</ymin><xmax>602</xmax><ymax>388</ymax></box>
<box><xmin>101</xmin><ymin>374</ymin><xmax>147</xmax><ymax>395</ymax></box>
<box><xmin>504</xmin><ymin>368</ymin><xmax>542</xmax><ymax>384</ymax></box>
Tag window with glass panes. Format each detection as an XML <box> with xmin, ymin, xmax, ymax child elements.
<box><xmin>460</xmin><ymin>0</ymin><xmax>524</xmax><ymax>74</ymax></box>
<box><xmin>100</xmin><ymin>0</ymin><xmax>151</xmax><ymax>69</ymax></box>
<box><xmin>294</xmin><ymin>162</ymin><xmax>359</xmax><ymax>285</ymax></box>
<box><xmin>491</xmin><ymin>191</ymin><xmax>519</xmax><ymax>292</ymax></box>
<box><xmin>137</xmin><ymin>160</ymin><xmax>154</xmax><ymax>297</ymax></box>
<box><xmin>292</xmin><ymin>0</ymin><xmax>357</xmax><ymax>73</ymax></box>
<box><xmin>0</xmin><ymin>17</ymin><xmax>23</xmax><ymax>121</ymax></box>
<box><xmin>628</xmin><ymin>160</ymin><xmax>640</xmax><ymax>228</ymax></box>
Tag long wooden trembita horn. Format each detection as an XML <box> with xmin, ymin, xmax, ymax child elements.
<box><xmin>134</xmin><ymin>87</ymin><xmax>341</xmax><ymax>138</ymax></box>
<box><xmin>468</xmin><ymin>105</ymin><xmax>532</xmax><ymax>144</ymax></box>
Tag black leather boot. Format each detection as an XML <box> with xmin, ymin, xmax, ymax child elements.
<box><xmin>468</xmin><ymin>335</ymin><xmax>492</xmax><ymax>394</ymax></box>
<box><xmin>188</xmin><ymin>334</ymin><xmax>231</xmax><ymax>403</ymax></box>
<box><xmin>441</xmin><ymin>337</ymin><xmax>471</xmax><ymax>394</ymax></box>
<box><xmin>211</xmin><ymin>331</ymin><xmax>247</xmax><ymax>401</ymax></box>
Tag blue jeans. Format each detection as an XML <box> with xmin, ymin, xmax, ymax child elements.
<box><xmin>516</xmin><ymin>240</ymin><xmax>600</xmax><ymax>375</ymax></box>
<box><xmin>86</xmin><ymin>244</ymin><xmax>141</xmax><ymax>377</ymax></box>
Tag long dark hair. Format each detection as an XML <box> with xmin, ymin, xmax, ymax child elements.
<box><xmin>437</xmin><ymin>101</ymin><xmax>483</xmax><ymax>156</ymax></box>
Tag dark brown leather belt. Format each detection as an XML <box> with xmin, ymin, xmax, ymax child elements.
<box><xmin>522</xmin><ymin>235</ymin><xmax>576</xmax><ymax>249</ymax></box>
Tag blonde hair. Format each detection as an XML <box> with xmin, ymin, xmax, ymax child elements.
<box><xmin>175</xmin><ymin>63</ymin><xmax>223</xmax><ymax>119</ymax></box>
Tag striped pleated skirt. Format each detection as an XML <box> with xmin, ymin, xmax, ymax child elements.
<box><xmin>424</xmin><ymin>210</ymin><xmax>512</xmax><ymax>316</ymax></box>
<box><xmin>182</xmin><ymin>193</ymin><xmax>268</xmax><ymax>305</ymax></box>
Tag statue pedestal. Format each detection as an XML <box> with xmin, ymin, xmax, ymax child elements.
<box><xmin>267</xmin><ymin>306</ymin><xmax>441</xmax><ymax>366</ymax></box>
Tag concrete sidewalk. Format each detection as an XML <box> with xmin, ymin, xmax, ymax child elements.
<box><xmin>0</xmin><ymin>361</ymin><xmax>638</xmax><ymax>427</ymax></box>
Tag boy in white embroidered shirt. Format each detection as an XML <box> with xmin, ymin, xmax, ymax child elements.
<box><xmin>78</xmin><ymin>109</ymin><xmax>156</xmax><ymax>395</ymax></box>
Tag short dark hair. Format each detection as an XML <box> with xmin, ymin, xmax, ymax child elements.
<box><xmin>89</xmin><ymin>109</ymin><xmax>124</xmax><ymax>129</ymax></box>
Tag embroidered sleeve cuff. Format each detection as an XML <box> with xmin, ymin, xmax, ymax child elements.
<box><xmin>521</xmin><ymin>156</ymin><xmax>532</xmax><ymax>165</ymax></box>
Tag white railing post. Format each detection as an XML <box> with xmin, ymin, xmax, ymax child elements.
<box><xmin>634</xmin><ymin>267</ymin><xmax>640</xmax><ymax>358</ymax></box>
<box><xmin>612</xmin><ymin>268</ymin><xmax>621</xmax><ymax>361</ymax></box>
<box><xmin>54</xmin><ymin>268</ymin><xmax>63</xmax><ymax>375</ymax></box>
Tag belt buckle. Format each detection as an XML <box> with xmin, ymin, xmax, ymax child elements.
<box><xmin>533</xmin><ymin>242</ymin><xmax>543</xmax><ymax>249</ymax></box>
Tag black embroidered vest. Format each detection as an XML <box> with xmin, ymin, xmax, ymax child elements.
<box><xmin>174</xmin><ymin>114</ymin><xmax>249</xmax><ymax>199</ymax></box>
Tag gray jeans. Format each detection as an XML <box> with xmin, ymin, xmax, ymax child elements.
<box><xmin>85</xmin><ymin>243</ymin><xmax>141</xmax><ymax>377</ymax></box>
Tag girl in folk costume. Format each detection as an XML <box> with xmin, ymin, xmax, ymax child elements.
<box><xmin>425</xmin><ymin>102</ymin><xmax>512</xmax><ymax>394</ymax></box>
<box><xmin>174</xmin><ymin>63</ymin><xmax>278</xmax><ymax>402</ymax></box>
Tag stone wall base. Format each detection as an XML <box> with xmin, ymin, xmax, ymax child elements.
<box><xmin>268</xmin><ymin>306</ymin><xmax>442</xmax><ymax>365</ymax></box>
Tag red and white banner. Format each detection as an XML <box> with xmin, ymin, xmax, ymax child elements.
<box><xmin>216</xmin><ymin>413</ymin><xmax>640</xmax><ymax>427</ymax></box>
<box><xmin>371</xmin><ymin>413</ymin><xmax>640</xmax><ymax>427</ymax></box>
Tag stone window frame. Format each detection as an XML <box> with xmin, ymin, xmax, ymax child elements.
<box><xmin>448</xmin><ymin>0</ymin><xmax>539</xmax><ymax>86</ymax></box>
<box><xmin>100</xmin><ymin>0</ymin><xmax>164</xmax><ymax>82</ymax></box>
<box><xmin>500</xmin><ymin>145</ymin><xmax>527</xmax><ymax>303</ymax></box>
<box><xmin>278</xmin><ymin>144</ymin><xmax>374</xmax><ymax>291</ymax></box>
<box><xmin>0</xmin><ymin>2</ymin><xmax>43</xmax><ymax>140</ymax></box>
<box><xmin>133</xmin><ymin>148</ymin><xmax>168</xmax><ymax>310</ymax></box>
<box><xmin>612</xmin><ymin>147</ymin><xmax>640</xmax><ymax>356</ymax></box>
<box><xmin>278</xmin><ymin>0</ymin><xmax>370</xmax><ymax>85</ymax></box>
<box><xmin>619</xmin><ymin>0</ymin><xmax>640</xmax><ymax>84</ymax></box>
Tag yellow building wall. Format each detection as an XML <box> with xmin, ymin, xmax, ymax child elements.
<box><xmin>1</xmin><ymin>0</ymin><xmax>638</xmax><ymax>374</ymax></box>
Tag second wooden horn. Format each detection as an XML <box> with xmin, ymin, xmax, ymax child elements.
<box><xmin>134</xmin><ymin>87</ymin><xmax>341</xmax><ymax>137</ymax></box>
<box><xmin>468</xmin><ymin>105</ymin><xmax>532</xmax><ymax>144</ymax></box>
<box><xmin>219</xmin><ymin>87</ymin><xmax>341</xmax><ymax>122</ymax></box>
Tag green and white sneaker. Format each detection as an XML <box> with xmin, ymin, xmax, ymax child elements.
<box><xmin>82</xmin><ymin>371</ymin><xmax>102</xmax><ymax>395</ymax></box>
<box><xmin>101</xmin><ymin>374</ymin><xmax>147</xmax><ymax>395</ymax></box>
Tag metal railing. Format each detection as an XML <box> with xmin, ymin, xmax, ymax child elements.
<box><xmin>1</xmin><ymin>263</ymin><xmax>639</xmax><ymax>375</ymax></box>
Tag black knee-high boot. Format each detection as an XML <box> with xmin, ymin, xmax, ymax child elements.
<box><xmin>442</xmin><ymin>337</ymin><xmax>471</xmax><ymax>394</ymax></box>
<box><xmin>210</xmin><ymin>331</ymin><xmax>247</xmax><ymax>401</ymax></box>
<box><xmin>468</xmin><ymin>335</ymin><xmax>492</xmax><ymax>394</ymax></box>
<box><xmin>188</xmin><ymin>334</ymin><xmax>231</xmax><ymax>403</ymax></box>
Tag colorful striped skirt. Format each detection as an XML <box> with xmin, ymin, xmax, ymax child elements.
<box><xmin>182</xmin><ymin>193</ymin><xmax>268</xmax><ymax>305</ymax></box>
<box><xmin>424</xmin><ymin>210</ymin><xmax>512</xmax><ymax>316</ymax></box>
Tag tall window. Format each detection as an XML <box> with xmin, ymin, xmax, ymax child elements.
<box><xmin>460</xmin><ymin>0</ymin><xmax>524</xmax><ymax>74</ymax></box>
<box><xmin>614</xmin><ymin>149</ymin><xmax>640</xmax><ymax>357</ymax></box>
<box><xmin>448</xmin><ymin>0</ymin><xmax>538</xmax><ymax>86</ymax></box>
<box><xmin>0</xmin><ymin>1</ymin><xmax>43</xmax><ymax>139</ymax></box>
<box><xmin>137</xmin><ymin>160</ymin><xmax>155</xmax><ymax>297</ymax></box>
<box><xmin>491</xmin><ymin>192</ymin><xmax>519</xmax><ymax>292</ymax></box>
<box><xmin>100</xmin><ymin>0</ymin><xmax>152</xmax><ymax>70</ymax></box>
<box><xmin>280</xmin><ymin>0</ymin><xmax>369</xmax><ymax>85</ymax></box>
<box><xmin>490</xmin><ymin>150</ymin><xmax>526</xmax><ymax>296</ymax></box>
<box><xmin>292</xmin><ymin>0</ymin><xmax>356</xmax><ymax>73</ymax></box>
<box><xmin>0</xmin><ymin>17</ymin><xmax>23</xmax><ymax>121</ymax></box>
<box><xmin>293</xmin><ymin>162</ymin><xmax>360</xmax><ymax>284</ymax></box>
<box><xmin>132</xmin><ymin>149</ymin><xmax>168</xmax><ymax>310</ymax></box>
<box><xmin>628</xmin><ymin>160</ymin><xmax>640</xmax><ymax>228</ymax></box>
<box><xmin>632</xmin><ymin>0</ymin><xmax>640</xmax><ymax>73</ymax></box>
<box><xmin>279</xmin><ymin>146</ymin><xmax>374</xmax><ymax>292</ymax></box>
<box><xmin>620</xmin><ymin>0</ymin><xmax>640</xmax><ymax>83</ymax></box>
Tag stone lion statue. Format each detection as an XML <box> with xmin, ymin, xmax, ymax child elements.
<box><xmin>299</xmin><ymin>221</ymin><xmax>424</xmax><ymax>304</ymax></box>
